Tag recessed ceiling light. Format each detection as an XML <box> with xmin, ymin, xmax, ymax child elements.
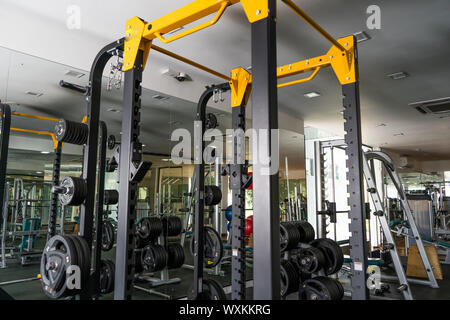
<box><xmin>25</xmin><ymin>91</ymin><xmax>43</xmax><ymax>97</ymax></box>
<box><xmin>41</xmin><ymin>151</ymin><xmax>50</xmax><ymax>154</ymax></box>
<box><xmin>65</xmin><ymin>70</ymin><xmax>85</xmax><ymax>78</ymax></box>
<box><xmin>152</xmin><ymin>94</ymin><xmax>170</xmax><ymax>101</ymax></box>
<box><xmin>142</xmin><ymin>144</ymin><xmax>146</xmax><ymax>147</ymax></box>
<box><xmin>36</xmin><ymin>171</ymin><xmax>43</xmax><ymax>174</ymax></box>
<box><xmin>161</xmin><ymin>158</ymin><xmax>170</xmax><ymax>162</ymax></box>
<box><xmin>354</xmin><ymin>31</ymin><xmax>371</xmax><ymax>43</ymax></box>
<box><xmin>107</xmin><ymin>107</ymin><xmax>121</xmax><ymax>113</ymax></box>
<box><xmin>304</xmin><ymin>92</ymin><xmax>320</xmax><ymax>98</ymax></box>
<box><xmin>387</xmin><ymin>72</ymin><xmax>409</xmax><ymax>80</ymax></box>
<box><xmin>168</xmin><ymin>27</ymin><xmax>184</xmax><ymax>35</ymax></box>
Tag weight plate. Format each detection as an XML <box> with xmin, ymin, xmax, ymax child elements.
<box><xmin>190</xmin><ymin>226</ymin><xmax>223</xmax><ymax>268</ymax></box>
<box><xmin>161</xmin><ymin>216</ymin><xmax>182</xmax><ymax>237</ymax></box>
<box><xmin>104</xmin><ymin>189</ymin><xmax>119</xmax><ymax>205</ymax></box>
<box><xmin>292</xmin><ymin>220</ymin><xmax>315</xmax><ymax>243</ymax></box>
<box><xmin>204</xmin><ymin>185</ymin><xmax>222</xmax><ymax>206</ymax></box>
<box><xmin>205</xmin><ymin>113</ymin><xmax>218</xmax><ymax>129</ymax></box>
<box><xmin>58</xmin><ymin>176</ymin><xmax>86</xmax><ymax>206</ymax></box>
<box><xmin>310</xmin><ymin>238</ymin><xmax>344</xmax><ymax>275</ymax></box>
<box><xmin>299</xmin><ymin>276</ymin><xmax>344</xmax><ymax>300</ymax></box>
<box><xmin>297</xmin><ymin>247</ymin><xmax>326</xmax><ymax>274</ymax></box>
<box><xmin>141</xmin><ymin>244</ymin><xmax>167</xmax><ymax>272</ymax></box>
<box><xmin>101</xmin><ymin>220</ymin><xmax>115</xmax><ymax>251</ymax></box>
<box><xmin>66</xmin><ymin>235</ymin><xmax>90</xmax><ymax>289</ymax></box>
<box><xmin>280</xmin><ymin>222</ymin><xmax>301</xmax><ymax>252</ymax></box>
<box><xmin>99</xmin><ymin>259</ymin><xmax>115</xmax><ymax>294</ymax></box>
<box><xmin>167</xmin><ymin>243</ymin><xmax>185</xmax><ymax>269</ymax></box>
<box><xmin>107</xmin><ymin>135</ymin><xmax>116</xmax><ymax>150</ymax></box>
<box><xmin>40</xmin><ymin>235</ymin><xmax>79</xmax><ymax>299</ymax></box>
<box><xmin>137</xmin><ymin>217</ymin><xmax>163</xmax><ymax>242</ymax></box>
<box><xmin>188</xmin><ymin>279</ymin><xmax>226</xmax><ymax>300</ymax></box>
<box><xmin>280</xmin><ymin>260</ymin><xmax>299</xmax><ymax>298</ymax></box>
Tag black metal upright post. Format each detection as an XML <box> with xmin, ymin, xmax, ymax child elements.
<box><xmin>251</xmin><ymin>0</ymin><xmax>280</xmax><ymax>300</ymax></box>
<box><xmin>230</xmin><ymin>103</ymin><xmax>246</xmax><ymax>300</ymax></box>
<box><xmin>92</xmin><ymin>121</ymin><xmax>107</xmax><ymax>296</ymax></box>
<box><xmin>0</xmin><ymin>104</ymin><xmax>11</xmax><ymax>225</ymax></box>
<box><xmin>342</xmin><ymin>37</ymin><xmax>369</xmax><ymax>300</ymax></box>
<box><xmin>114</xmin><ymin>50</ymin><xmax>143</xmax><ymax>300</ymax></box>
<box><xmin>47</xmin><ymin>141</ymin><xmax>62</xmax><ymax>240</ymax></box>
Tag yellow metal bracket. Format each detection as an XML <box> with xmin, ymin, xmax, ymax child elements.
<box><xmin>229</xmin><ymin>67</ymin><xmax>252</xmax><ymax>107</ymax></box>
<box><xmin>123</xmin><ymin>0</ymin><xmax>269</xmax><ymax>71</ymax></box>
<box><xmin>10</xmin><ymin>128</ymin><xmax>59</xmax><ymax>149</ymax></box>
<box><xmin>240</xmin><ymin>0</ymin><xmax>269</xmax><ymax>23</ymax></box>
<box><xmin>277</xmin><ymin>35</ymin><xmax>356</xmax><ymax>86</ymax></box>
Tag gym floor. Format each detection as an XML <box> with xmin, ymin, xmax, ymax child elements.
<box><xmin>1</xmin><ymin>238</ymin><xmax>449</xmax><ymax>300</ymax></box>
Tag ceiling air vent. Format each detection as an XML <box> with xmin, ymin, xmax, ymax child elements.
<box><xmin>410</xmin><ymin>97</ymin><xmax>450</xmax><ymax>115</ymax></box>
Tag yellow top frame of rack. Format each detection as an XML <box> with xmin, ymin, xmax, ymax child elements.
<box><xmin>123</xmin><ymin>0</ymin><xmax>269</xmax><ymax>72</ymax></box>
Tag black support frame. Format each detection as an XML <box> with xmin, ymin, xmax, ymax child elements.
<box><xmin>230</xmin><ymin>102</ymin><xmax>247</xmax><ymax>300</ymax></box>
<box><xmin>77</xmin><ymin>38</ymin><xmax>124</xmax><ymax>298</ymax></box>
<box><xmin>191</xmin><ymin>83</ymin><xmax>230</xmax><ymax>298</ymax></box>
<box><xmin>251</xmin><ymin>0</ymin><xmax>281</xmax><ymax>300</ymax></box>
<box><xmin>342</xmin><ymin>37</ymin><xmax>369</xmax><ymax>300</ymax></box>
<box><xmin>47</xmin><ymin>141</ymin><xmax>62</xmax><ymax>240</ymax></box>
<box><xmin>114</xmin><ymin>50</ymin><xmax>144</xmax><ymax>300</ymax></box>
<box><xmin>0</xmin><ymin>104</ymin><xmax>11</xmax><ymax>226</ymax></box>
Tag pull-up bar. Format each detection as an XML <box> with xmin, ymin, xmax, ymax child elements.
<box><xmin>281</xmin><ymin>0</ymin><xmax>347</xmax><ymax>52</ymax></box>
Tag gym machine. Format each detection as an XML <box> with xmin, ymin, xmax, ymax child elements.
<box><xmin>39</xmin><ymin>39</ymin><xmax>128</xmax><ymax>299</ymax></box>
<box><xmin>111</xmin><ymin>0</ymin><xmax>369</xmax><ymax>300</ymax></box>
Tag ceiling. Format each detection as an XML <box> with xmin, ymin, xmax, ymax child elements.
<box><xmin>0</xmin><ymin>0</ymin><xmax>449</xmax><ymax>163</ymax></box>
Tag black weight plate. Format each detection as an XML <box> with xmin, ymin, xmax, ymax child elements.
<box><xmin>204</xmin><ymin>279</ymin><xmax>227</xmax><ymax>300</ymax></box>
<box><xmin>280</xmin><ymin>260</ymin><xmax>299</xmax><ymax>298</ymax></box>
<box><xmin>141</xmin><ymin>244</ymin><xmax>167</xmax><ymax>272</ymax></box>
<box><xmin>99</xmin><ymin>259</ymin><xmax>115</xmax><ymax>294</ymax></box>
<box><xmin>107</xmin><ymin>135</ymin><xmax>116</xmax><ymax>150</ymax></box>
<box><xmin>280</xmin><ymin>222</ymin><xmax>300</xmax><ymax>252</ymax></box>
<box><xmin>167</xmin><ymin>243</ymin><xmax>185</xmax><ymax>269</ymax></box>
<box><xmin>66</xmin><ymin>235</ymin><xmax>89</xmax><ymax>290</ymax></box>
<box><xmin>310</xmin><ymin>238</ymin><xmax>344</xmax><ymax>275</ymax></box>
<box><xmin>190</xmin><ymin>226</ymin><xmax>223</xmax><ymax>268</ymax></box>
<box><xmin>40</xmin><ymin>235</ymin><xmax>78</xmax><ymax>299</ymax></box>
<box><xmin>297</xmin><ymin>247</ymin><xmax>326</xmax><ymax>274</ymax></box>
<box><xmin>299</xmin><ymin>276</ymin><xmax>343</xmax><ymax>300</ymax></box>
<box><xmin>101</xmin><ymin>220</ymin><xmax>115</xmax><ymax>251</ymax></box>
<box><xmin>204</xmin><ymin>185</ymin><xmax>222</xmax><ymax>206</ymax></box>
<box><xmin>293</xmin><ymin>220</ymin><xmax>315</xmax><ymax>243</ymax></box>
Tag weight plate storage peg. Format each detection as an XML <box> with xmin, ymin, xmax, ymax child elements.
<box><xmin>40</xmin><ymin>235</ymin><xmax>89</xmax><ymax>299</ymax></box>
<box><xmin>53</xmin><ymin>176</ymin><xmax>87</xmax><ymax>206</ymax></box>
<box><xmin>54</xmin><ymin>119</ymin><xmax>88</xmax><ymax>145</ymax></box>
